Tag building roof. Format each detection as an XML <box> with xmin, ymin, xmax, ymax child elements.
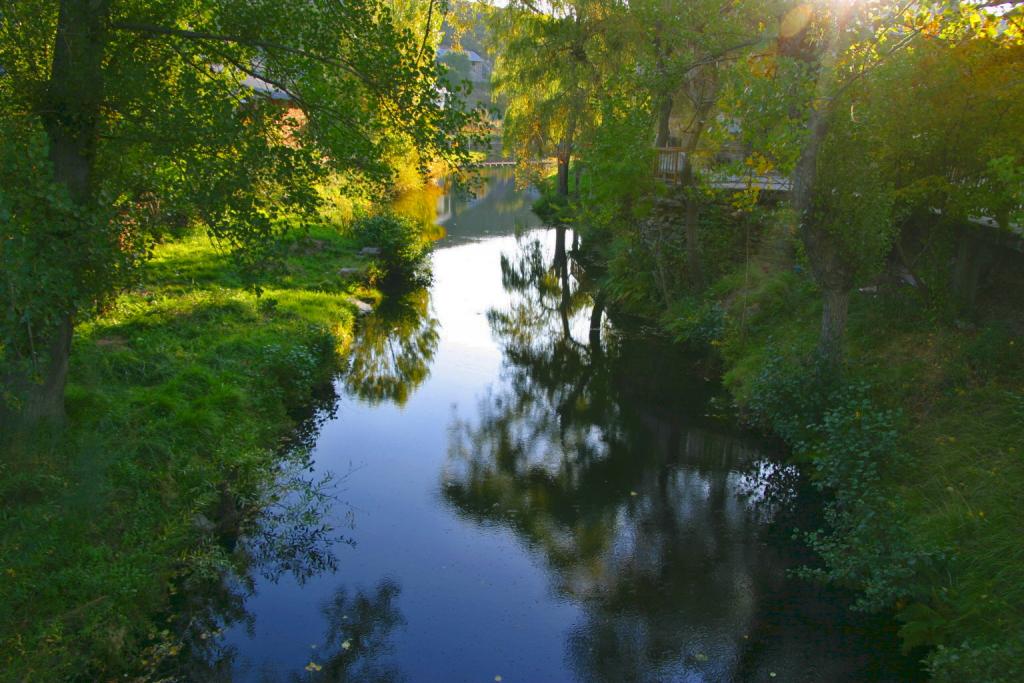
<box><xmin>210</xmin><ymin>63</ymin><xmax>292</xmax><ymax>101</ymax></box>
<box><xmin>437</xmin><ymin>46</ymin><xmax>485</xmax><ymax>63</ymax></box>
<box><xmin>241</xmin><ymin>74</ymin><xmax>292</xmax><ymax>101</ymax></box>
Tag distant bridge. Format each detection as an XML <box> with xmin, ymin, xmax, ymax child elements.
<box><xmin>655</xmin><ymin>147</ymin><xmax>792</xmax><ymax>192</ymax></box>
<box><xmin>471</xmin><ymin>159</ymin><xmax>517</xmax><ymax>168</ymax></box>
<box><xmin>654</xmin><ymin>148</ymin><xmax>1021</xmax><ymax>252</ymax></box>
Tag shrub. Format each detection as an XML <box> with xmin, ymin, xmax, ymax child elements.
<box><xmin>663</xmin><ymin>297</ymin><xmax>725</xmax><ymax>348</ymax></box>
<box><xmin>799</xmin><ymin>386</ymin><xmax>938</xmax><ymax>613</ymax></box>
<box><xmin>316</xmin><ymin>174</ymin><xmax>372</xmax><ymax>229</ymax></box>
<box><xmin>748</xmin><ymin>355</ymin><xmax>943</xmax><ymax>635</ymax></box>
<box><xmin>745</xmin><ymin>349</ymin><xmax>843</xmax><ymax>447</ymax></box>
<box><xmin>532</xmin><ymin>191</ymin><xmax>572</xmax><ymax>225</ymax></box>
<box><xmin>352</xmin><ymin>212</ymin><xmax>432</xmax><ymax>286</ymax></box>
<box><xmin>928</xmin><ymin>637</ymin><xmax>1024</xmax><ymax>683</ymax></box>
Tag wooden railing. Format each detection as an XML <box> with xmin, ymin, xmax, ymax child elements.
<box><xmin>655</xmin><ymin>147</ymin><xmax>687</xmax><ymax>183</ymax></box>
<box><xmin>654</xmin><ymin>146</ymin><xmax>794</xmax><ymax>193</ymax></box>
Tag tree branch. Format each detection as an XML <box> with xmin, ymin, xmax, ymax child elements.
<box><xmin>109</xmin><ymin>21</ymin><xmax>374</xmax><ymax>86</ymax></box>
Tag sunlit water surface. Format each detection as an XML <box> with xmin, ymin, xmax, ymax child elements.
<box><xmin>191</xmin><ymin>170</ymin><xmax>920</xmax><ymax>682</ymax></box>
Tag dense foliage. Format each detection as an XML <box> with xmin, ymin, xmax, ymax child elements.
<box><xmin>2</xmin><ymin>0</ymin><xmax>1023</xmax><ymax>678</ymax></box>
<box><xmin>0</xmin><ymin>0</ymin><xmax>476</xmax><ymax>426</ymax></box>
<box><xmin>353</xmin><ymin>212</ymin><xmax>435</xmax><ymax>285</ymax></box>
<box><xmin>497</xmin><ymin>0</ymin><xmax>1024</xmax><ymax>678</ymax></box>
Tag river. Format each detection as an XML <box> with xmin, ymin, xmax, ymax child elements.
<box><xmin>187</xmin><ymin>169</ymin><xmax>921</xmax><ymax>682</ymax></box>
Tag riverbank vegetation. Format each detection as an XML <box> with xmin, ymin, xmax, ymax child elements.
<box><xmin>3</xmin><ymin>0</ymin><xmax>1022</xmax><ymax>678</ymax></box>
<box><xmin>500</xmin><ymin>0</ymin><xmax>1024</xmax><ymax>678</ymax></box>
<box><xmin>1</xmin><ymin>0</ymin><xmax>470</xmax><ymax>678</ymax></box>
<box><xmin>0</xmin><ymin>217</ymin><xmax>372</xmax><ymax>678</ymax></box>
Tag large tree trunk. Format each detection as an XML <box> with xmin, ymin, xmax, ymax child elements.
<box><xmin>12</xmin><ymin>0</ymin><xmax>110</xmax><ymax>427</ymax></box>
<box><xmin>1</xmin><ymin>317</ymin><xmax>74</xmax><ymax>431</ymax></box>
<box><xmin>793</xmin><ymin>108</ymin><xmax>854</xmax><ymax>365</ymax></box>
<box><xmin>655</xmin><ymin>96</ymin><xmax>673</xmax><ymax>148</ymax></box>
<box><xmin>556</xmin><ymin>153</ymin><xmax>570</xmax><ymax>198</ymax></box>
<box><xmin>679</xmin><ymin>94</ymin><xmax>715</xmax><ymax>288</ymax></box>
<box><xmin>46</xmin><ymin>0</ymin><xmax>108</xmax><ymax>202</ymax></box>
<box><xmin>819</xmin><ymin>286</ymin><xmax>850</xmax><ymax>365</ymax></box>
<box><xmin>790</xmin><ymin>10</ymin><xmax>855</xmax><ymax>366</ymax></box>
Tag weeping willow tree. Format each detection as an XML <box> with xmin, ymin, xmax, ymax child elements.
<box><xmin>490</xmin><ymin>0</ymin><xmax>626</xmax><ymax>197</ymax></box>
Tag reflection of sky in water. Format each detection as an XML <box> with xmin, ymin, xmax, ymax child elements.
<box><xmin>213</xmin><ymin>171</ymin><xmax>919</xmax><ymax>683</ymax></box>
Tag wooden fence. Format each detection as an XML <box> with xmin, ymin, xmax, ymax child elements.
<box><xmin>655</xmin><ymin>147</ymin><xmax>687</xmax><ymax>182</ymax></box>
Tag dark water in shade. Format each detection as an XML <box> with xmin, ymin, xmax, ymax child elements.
<box><xmin>184</xmin><ymin>169</ymin><xmax>923</xmax><ymax>682</ymax></box>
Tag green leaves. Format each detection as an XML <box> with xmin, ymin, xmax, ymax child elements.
<box><xmin>352</xmin><ymin>212</ymin><xmax>434</xmax><ymax>286</ymax></box>
<box><xmin>1</xmin><ymin>0</ymin><xmax>475</xmax><ymax>405</ymax></box>
<box><xmin>0</xmin><ymin>115</ymin><xmax>129</xmax><ymax>382</ymax></box>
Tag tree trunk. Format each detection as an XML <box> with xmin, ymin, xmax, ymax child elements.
<box><xmin>793</xmin><ymin>109</ymin><xmax>855</xmax><ymax>365</ymax></box>
<box><xmin>589</xmin><ymin>290</ymin><xmax>605</xmax><ymax>349</ymax></box>
<box><xmin>655</xmin><ymin>96</ymin><xmax>673</xmax><ymax>148</ymax></box>
<box><xmin>679</xmin><ymin>97</ymin><xmax>714</xmax><ymax>288</ymax></box>
<box><xmin>953</xmin><ymin>231</ymin><xmax>982</xmax><ymax>312</ymax></box>
<box><xmin>818</xmin><ymin>286</ymin><xmax>850</xmax><ymax>365</ymax></box>
<box><xmin>12</xmin><ymin>0</ymin><xmax>110</xmax><ymax>427</ymax></box>
<box><xmin>682</xmin><ymin>174</ymin><xmax>703</xmax><ymax>287</ymax></box>
<box><xmin>46</xmin><ymin>0</ymin><xmax>109</xmax><ymax>201</ymax></box>
<box><xmin>556</xmin><ymin>154</ymin><xmax>570</xmax><ymax>198</ymax></box>
<box><xmin>790</xmin><ymin>10</ymin><xmax>854</xmax><ymax>365</ymax></box>
<box><xmin>1</xmin><ymin>316</ymin><xmax>74</xmax><ymax>432</ymax></box>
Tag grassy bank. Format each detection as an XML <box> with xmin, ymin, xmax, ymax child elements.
<box><xmin>705</xmin><ymin>235</ymin><xmax>1023</xmax><ymax>680</ymax></box>
<box><xmin>0</xmin><ymin>223</ymin><xmax>380</xmax><ymax>680</ymax></box>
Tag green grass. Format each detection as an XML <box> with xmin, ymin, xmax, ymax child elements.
<box><xmin>699</xmin><ymin>245</ymin><xmax>1024</xmax><ymax>679</ymax></box>
<box><xmin>0</xmin><ymin>223</ymin><xmax>377</xmax><ymax>681</ymax></box>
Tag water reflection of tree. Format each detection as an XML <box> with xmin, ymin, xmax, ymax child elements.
<box><xmin>438</xmin><ymin>169</ymin><xmax>542</xmax><ymax>242</ymax></box>
<box><xmin>141</xmin><ymin>373</ymin><xmax>390</xmax><ymax>681</ymax></box>
<box><xmin>152</xmin><ymin>291</ymin><xmax>433</xmax><ymax>679</ymax></box>
<box><xmin>343</xmin><ymin>289</ymin><xmax>439</xmax><ymax>406</ymax></box>
<box><xmin>286</xmin><ymin>580</ymin><xmax>405</xmax><ymax>683</ymax></box>
<box><xmin>154</xmin><ymin>467</ymin><xmax>407</xmax><ymax>681</ymax></box>
<box><xmin>152</xmin><ymin>446</ymin><xmax>346</xmax><ymax>678</ymax></box>
<box><xmin>443</xmin><ymin>236</ymin><xmax>912</xmax><ymax>682</ymax></box>
<box><xmin>492</xmin><ymin>234</ymin><xmax>595</xmax><ymax>359</ymax></box>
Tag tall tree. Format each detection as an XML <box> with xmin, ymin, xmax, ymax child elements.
<box><xmin>491</xmin><ymin>0</ymin><xmax>625</xmax><ymax>198</ymax></box>
<box><xmin>633</xmin><ymin>0</ymin><xmax>763</xmax><ymax>285</ymax></box>
<box><xmin>0</xmin><ymin>0</ymin><xmax>475</xmax><ymax>428</ymax></box>
<box><xmin>727</xmin><ymin>0</ymin><xmax>1022</xmax><ymax>362</ymax></box>
<box><xmin>867</xmin><ymin>36</ymin><xmax>1024</xmax><ymax>307</ymax></box>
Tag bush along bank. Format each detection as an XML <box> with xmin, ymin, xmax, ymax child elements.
<box><xmin>0</xmin><ymin>211</ymin><xmax>433</xmax><ymax>680</ymax></box>
<box><xmin>576</xmin><ymin>192</ymin><xmax>1024</xmax><ymax>681</ymax></box>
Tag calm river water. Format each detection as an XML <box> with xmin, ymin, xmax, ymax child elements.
<box><xmin>195</xmin><ymin>169</ymin><xmax>921</xmax><ymax>682</ymax></box>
